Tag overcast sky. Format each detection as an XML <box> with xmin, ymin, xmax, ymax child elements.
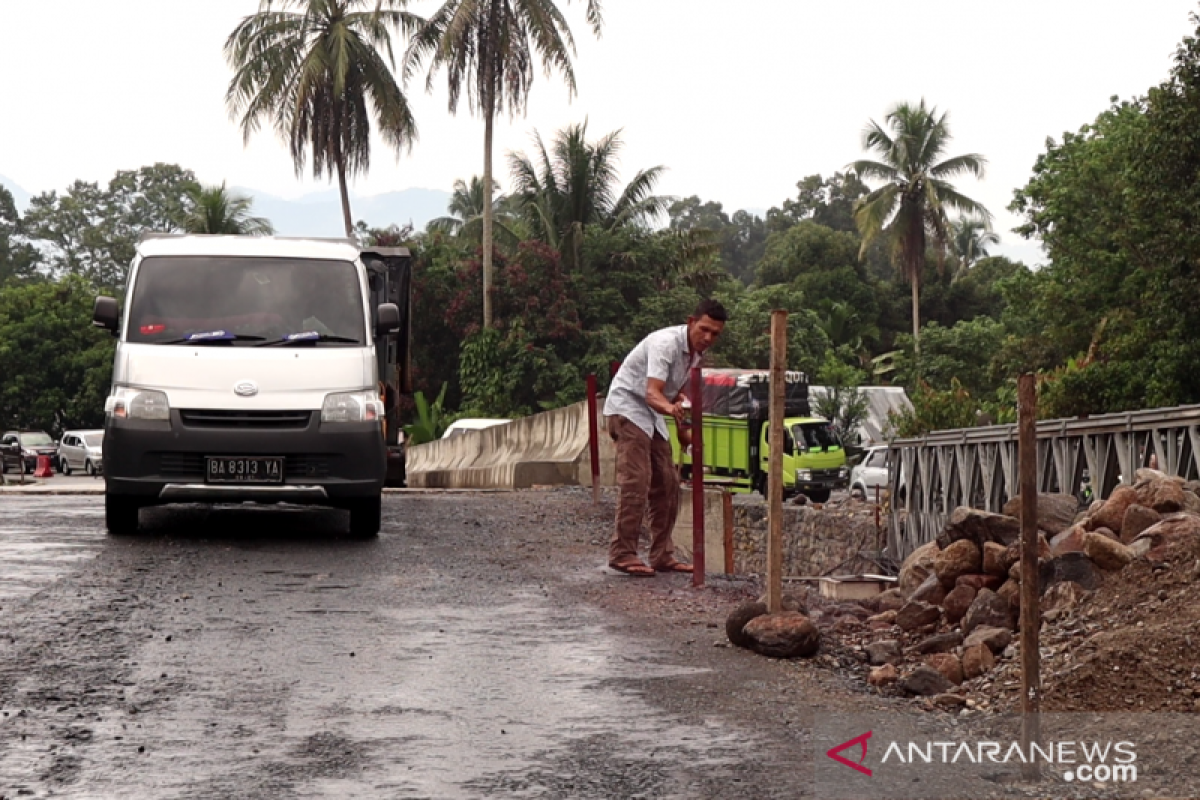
<box><xmin>2</xmin><ymin>0</ymin><xmax>1196</xmax><ymax>265</ymax></box>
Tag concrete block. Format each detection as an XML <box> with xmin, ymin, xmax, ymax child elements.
<box><xmin>671</xmin><ymin>487</ymin><xmax>730</xmax><ymax>576</ymax></box>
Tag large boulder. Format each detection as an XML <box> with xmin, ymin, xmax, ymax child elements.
<box><xmin>925</xmin><ymin>653</ymin><xmax>964</xmax><ymax>685</ymax></box>
<box><xmin>726</xmin><ymin>601</ymin><xmax>768</xmax><ymax>649</ymax></box>
<box><xmin>1002</xmin><ymin>493</ymin><xmax>1080</xmax><ymax>535</ymax></box>
<box><xmin>955</xmin><ymin>573</ymin><xmax>1003</xmax><ymax>592</ymax></box>
<box><xmin>942</xmin><ymin>584</ymin><xmax>977</xmax><ymax>625</ymax></box>
<box><xmin>1120</xmin><ymin>504</ymin><xmax>1162</xmax><ymax>544</ymax></box>
<box><xmin>962</xmin><ymin>643</ymin><xmax>996</xmax><ymax>680</ymax></box>
<box><xmin>962</xmin><ymin>588</ymin><xmax>1014</xmax><ymax>635</ymax></box>
<box><xmin>912</xmin><ymin>631</ymin><xmax>963</xmax><ymax>655</ymax></box>
<box><xmin>1049</xmin><ymin>524</ymin><xmax>1087</xmax><ymax>556</ymax></box>
<box><xmin>1082</xmin><ymin>531</ymin><xmax>1135</xmax><ymax>571</ymax></box>
<box><xmin>1130</xmin><ymin>513</ymin><xmax>1200</xmax><ymax>562</ymax></box>
<box><xmin>1135</xmin><ymin>472</ymin><xmax>1187</xmax><ymax>514</ymax></box>
<box><xmin>873</xmin><ymin>588</ymin><xmax>906</xmax><ymax>612</ymax></box>
<box><xmin>742</xmin><ymin>612</ymin><xmax>821</xmax><ymax>658</ymax></box>
<box><xmin>1003</xmin><ymin>534</ymin><xmax>1051</xmax><ymax>570</ymax></box>
<box><xmin>1090</xmin><ymin>485</ymin><xmax>1139</xmax><ymax>533</ymax></box>
<box><xmin>997</xmin><ymin>579</ymin><xmax>1021</xmax><ymax>613</ymax></box>
<box><xmin>895</xmin><ymin>600</ymin><xmax>942</xmax><ymax>632</ymax></box>
<box><xmin>898</xmin><ymin>541</ymin><xmax>941</xmax><ymax>594</ymax></box>
<box><xmin>900</xmin><ymin>665</ymin><xmax>955</xmax><ymax>697</ymax></box>
<box><xmin>938</xmin><ymin>506</ymin><xmax>1021</xmax><ymax>550</ymax></box>
<box><xmin>1039</xmin><ymin>551</ymin><xmax>1103</xmax><ymax>592</ymax></box>
<box><xmin>982</xmin><ymin>542</ymin><xmax>1008</xmax><ymax>577</ymax></box>
<box><xmin>963</xmin><ymin>625</ymin><xmax>1012</xmax><ymax>654</ymax></box>
<box><xmin>910</xmin><ymin>573</ymin><xmax>948</xmax><ymax>606</ymax></box>
<box><xmin>934</xmin><ymin>540</ymin><xmax>982</xmax><ymax>588</ymax></box>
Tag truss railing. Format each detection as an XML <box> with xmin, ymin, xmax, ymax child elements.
<box><xmin>887</xmin><ymin>403</ymin><xmax>1200</xmax><ymax>560</ymax></box>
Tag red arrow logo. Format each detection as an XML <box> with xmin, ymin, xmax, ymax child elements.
<box><xmin>826</xmin><ymin>731</ymin><xmax>873</xmax><ymax>776</ymax></box>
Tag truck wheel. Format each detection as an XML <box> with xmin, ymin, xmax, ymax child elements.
<box><xmin>753</xmin><ymin>474</ymin><xmax>767</xmax><ymax>497</ymax></box>
<box><xmin>105</xmin><ymin>495</ymin><xmax>142</xmax><ymax>535</ymax></box>
<box><xmin>347</xmin><ymin>496</ymin><xmax>382</xmax><ymax>538</ymax></box>
<box><xmin>807</xmin><ymin>489</ymin><xmax>832</xmax><ymax>504</ymax></box>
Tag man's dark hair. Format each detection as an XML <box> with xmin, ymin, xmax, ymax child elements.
<box><xmin>693</xmin><ymin>298</ymin><xmax>728</xmax><ymax>322</ymax></box>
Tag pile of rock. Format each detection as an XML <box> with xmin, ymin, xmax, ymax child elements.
<box><xmin>725</xmin><ymin>594</ymin><xmax>821</xmax><ymax>659</ymax></box>
<box><xmin>728</xmin><ymin>468</ymin><xmax>1200</xmax><ymax>711</ymax></box>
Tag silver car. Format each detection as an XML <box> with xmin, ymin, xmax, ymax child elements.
<box><xmin>58</xmin><ymin>429</ymin><xmax>104</xmax><ymax>476</ymax></box>
<box><xmin>850</xmin><ymin>445</ymin><xmax>891</xmax><ymax>498</ymax></box>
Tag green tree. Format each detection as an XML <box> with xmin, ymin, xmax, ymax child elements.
<box><xmin>225</xmin><ymin>0</ymin><xmax>419</xmax><ymax>237</ymax></box>
<box><xmin>949</xmin><ymin>215</ymin><xmax>999</xmax><ymax>279</ymax></box>
<box><xmin>0</xmin><ymin>276</ymin><xmax>115</xmax><ymax>432</ymax></box>
<box><xmin>0</xmin><ymin>186</ymin><xmax>41</xmax><ymax>285</ymax></box>
<box><xmin>23</xmin><ymin>164</ymin><xmax>199</xmax><ymax>292</ymax></box>
<box><xmin>178</xmin><ymin>183</ymin><xmax>274</xmax><ymax>235</ymax></box>
<box><xmin>427</xmin><ymin>176</ymin><xmax>520</xmax><ymax>248</ymax></box>
<box><xmin>812</xmin><ymin>352</ymin><xmax>871</xmax><ymax>449</ymax></box>
<box><xmin>767</xmin><ymin>172</ymin><xmax>868</xmax><ymax>234</ymax></box>
<box><xmin>508</xmin><ymin>122</ymin><xmax>668</xmax><ymax>269</ymax></box>
<box><xmin>708</xmin><ymin>283</ymin><xmax>830</xmax><ymax>374</ymax></box>
<box><xmin>850</xmin><ymin>100</ymin><xmax>990</xmax><ymax>355</ymax></box>
<box><xmin>404</xmin><ymin>0</ymin><xmax>603</xmax><ymax>330</ymax></box>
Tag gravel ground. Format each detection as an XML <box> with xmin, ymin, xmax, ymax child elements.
<box><xmin>0</xmin><ymin>489</ymin><xmax>1192</xmax><ymax>799</ymax></box>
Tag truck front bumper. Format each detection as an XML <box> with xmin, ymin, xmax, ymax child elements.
<box><xmin>103</xmin><ymin>411</ymin><xmax>385</xmax><ymax>505</ymax></box>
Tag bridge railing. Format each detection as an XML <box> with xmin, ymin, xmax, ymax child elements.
<box><xmin>887</xmin><ymin>403</ymin><xmax>1200</xmax><ymax>560</ymax></box>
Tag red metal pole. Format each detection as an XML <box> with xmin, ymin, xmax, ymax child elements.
<box><xmin>586</xmin><ymin>374</ymin><xmax>601</xmax><ymax>505</ymax></box>
<box><xmin>690</xmin><ymin>366</ymin><xmax>705</xmax><ymax>587</ymax></box>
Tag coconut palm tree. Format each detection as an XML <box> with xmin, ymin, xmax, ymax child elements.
<box><xmin>850</xmin><ymin>100</ymin><xmax>990</xmax><ymax>354</ymax></box>
<box><xmin>950</xmin><ymin>215</ymin><xmax>1000</xmax><ymax>279</ymax></box>
<box><xmin>225</xmin><ymin>0</ymin><xmax>419</xmax><ymax>237</ymax></box>
<box><xmin>427</xmin><ymin>176</ymin><xmax>520</xmax><ymax>249</ymax></box>
<box><xmin>507</xmin><ymin>122</ymin><xmax>668</xmax><ymax>268</ymax></box>
<box><xmin>179</xmin><ymin>183</ymin><xmax>274</xmax><ymax>235</ymax></box>
<box><xmin>403</xmin><ymin>0</ymin><xmax>603</xmax><ymax>328</ymax></box>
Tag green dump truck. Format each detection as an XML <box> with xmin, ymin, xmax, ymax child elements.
<box><xmin>666</xmin><ymin>369</ymin><xmax>848</xmax><ymax>502</ymax></box>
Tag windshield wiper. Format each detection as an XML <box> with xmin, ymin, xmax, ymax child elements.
<box><xmin>258</xmin><ymin>332</ymin><xmax>360</xmax><ymax>346</ymax></box>
<box><xmin>159</xmin><ymin>331</ymin><xmax>267</xmax><ymax>345</ymax></box>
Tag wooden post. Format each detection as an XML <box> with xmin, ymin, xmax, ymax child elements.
<box><xmin>586</xmin><ymin>374</ymin><xmax>601</xmax><ymax>505</ymax></box>
<box><xmin>766</xmin><ymin>310</ymin><xmax>787</xmax><ymax>614</ymax></box>
<box><xmin>690</xmin><ymin>366</ymin><xmax>705</xmax><ymax>588</ymax></box>
<box><xmin>1018</xmin><ymin>373</ymin><xmax>1041</xmax><ymax>780</ymax></box>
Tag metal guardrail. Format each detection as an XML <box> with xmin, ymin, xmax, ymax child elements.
<box><xmin>0</xmin><ymin>452</ymin><xmax>28</xmax><ymax>485</ymax></box>
<box><xmin>886</xmin><ymin>402</ymin><xmax>1200</xmax><ymax>560</ymax></box>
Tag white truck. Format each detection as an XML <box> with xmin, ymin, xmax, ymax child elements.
<box><xmin>91</xmin><ymin>234</ymin><xmax>407</xmax><ymax>536</ymax></box>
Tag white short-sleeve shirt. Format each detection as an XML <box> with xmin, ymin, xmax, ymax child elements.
<box><xmin>603</xmin><ymin>324</ymin><xmax>702</xmax><ymax>439</ymax></box>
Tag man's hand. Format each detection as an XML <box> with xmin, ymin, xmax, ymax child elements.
<box><xmin>668</xmin><ymin>402</ymin><xmax>688</xmax><ymax>427</ymax></box>
<box><xmin>677</xmin><ymin>426</ymin><xmax>693</xmax><ymax>450</ymax></box>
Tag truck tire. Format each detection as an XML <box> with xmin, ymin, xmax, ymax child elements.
<box><xmin>807</xmin><ymin>488</ymin><xmax>832</xmax><ymax>504</ymax></box>
<box><xmin>347</xmin><ymin>496</ymin><xmax>382</xmax><ymax>538</ymax></box>
<box><xmin>105</xmin><ymin>495</ymin><xmax>142</xmax><ymax>535</ymax></box>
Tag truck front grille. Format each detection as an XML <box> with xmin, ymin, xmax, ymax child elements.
<box><xmin>179</xmin><ymin>409</ymin><xmax>312</xmax><ymax>430</ymax></box>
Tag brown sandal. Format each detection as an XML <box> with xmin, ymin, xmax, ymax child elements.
<box><xmin>654</xmin><ymin>560</ymin><xmax>694</xmax><ymax>573</ymax></box>
<box><xmin>609</xmin><ymin>560</ymin><xmax>655</xmax><ymax>577</ymax></box>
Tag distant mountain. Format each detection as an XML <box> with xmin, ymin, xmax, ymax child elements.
<box><xmin>0</xmin><ymin>174</ymin><xmax>30</xmax><ymax>210</ymax></box>
<box><xmin>238</xmin><ymin>186</ymin><xmax>452</xmax><ymax>237</ymax></box>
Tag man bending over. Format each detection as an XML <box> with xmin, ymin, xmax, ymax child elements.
<box><xmin>603</xmin><ymin>299</ymin><xmax>727</xmax><ymax>576</ymax></box>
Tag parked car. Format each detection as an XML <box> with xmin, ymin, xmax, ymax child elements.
<box><xmin>1</xmin><ymin>430</ymin><xmax>60</xmax><ymax>473</ymax></box>
<box><xmin>58</xmin><ymin>429</ymin><xmax>105</xmax><ymax>476</ymax></box>
<box><xmin>441</xmin><ymin>418</ymin><xmax>512</xmax><ymax>440</ymax></box>
<box><xmin>850</xmin><ymin>444</ymin><xmax>892</xmax><ymax>498</ymax></box>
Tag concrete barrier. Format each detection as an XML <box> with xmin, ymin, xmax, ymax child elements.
<box><xmin>406</xmin><ymin>399</ymin><xmax>617</xmax><ymax>489</ymax></box>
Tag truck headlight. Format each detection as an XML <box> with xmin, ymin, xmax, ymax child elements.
<box><xmin>322</xmin><ymin>391</ymin><xmax>383</xmax><ymax>423</ymax></box>
<box><xmin>838</xmin><ymin>467</ymin><xmax>849</xmax><ymax>479</ymax></box>
<box><xmin>797</xmin><ymin>469</ymin><xmax>813</xmax><ymax>481</ymax></box>
<box><xmin>106</xmin><ymin>387</ymin><xmax>170</xmax><ymax>420</ymax></box>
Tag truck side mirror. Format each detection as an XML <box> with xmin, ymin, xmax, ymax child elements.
<box><xmin>92</xmin><ymin>296</ymin><xmax>119</xmax><ymax>336</ymax></box>
<box><xmin>375</xmin><ymin>302</ymin><xmax>401</xmax><ymax>337</ymax></box>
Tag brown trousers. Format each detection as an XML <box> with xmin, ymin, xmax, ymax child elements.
<box><xmin>607</xmin><ymin>415</ymin><xmax>680</xmax><ymax>568</ymax></box>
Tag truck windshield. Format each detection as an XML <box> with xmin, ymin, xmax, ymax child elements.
<box><xmin>126</xmin><ymin>256</ymin><xmax>365</xmax><ymax>345</ymax></box>
<box><xmin>793</xmin><ymin>422</ymin><xmax>840</xmax><ymax>452</ymax></box>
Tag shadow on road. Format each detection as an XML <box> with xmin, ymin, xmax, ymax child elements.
<box><xmin>135</xmin><ymin>503</ymin><xmax>377</xmax><ymax>546</ymax></box>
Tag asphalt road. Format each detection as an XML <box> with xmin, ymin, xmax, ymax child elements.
<box><xmin>0</xmin><ymin>492</ymin><xmax>819</xmax><ymax>799</ymax></box>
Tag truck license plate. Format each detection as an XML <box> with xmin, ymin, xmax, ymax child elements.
<box><xmin>206</xmin><ymin>456</ymin><xmax>284</xmax><ymax>483</ymax></box>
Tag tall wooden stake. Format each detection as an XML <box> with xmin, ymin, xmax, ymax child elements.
<box><xmin>1018</xmin><ymin>373</ymin><xmax>1041</xmax><ymax>780</ymax></box>
<box><xmin>766</xmin><ymin>310</ymin><xmax>787</xmax><ymax>614</ymax></box>
<box><xmin>690</xmin><ymin>366</ymin><xmax>705</xmax><ymax>588</ymax></box>
<box><xmin>586</xmin><ymin>374</ymin><xmax>601</xmax><ymax>505</ymax></box>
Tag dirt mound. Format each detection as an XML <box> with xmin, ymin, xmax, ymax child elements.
<box><xmin>1034</xmin><ymin>535</ymin><xmax>1200</xmax><ymax>712</ymax></box>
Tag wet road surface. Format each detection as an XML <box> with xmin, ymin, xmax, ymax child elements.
<box><xmin>0</xmin><ymin>494</ymin><xmax>808</xmax><ymax>799</ymax></box>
